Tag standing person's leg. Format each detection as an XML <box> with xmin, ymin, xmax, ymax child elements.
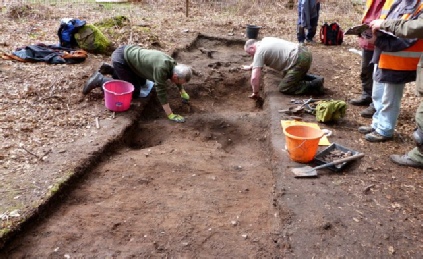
<box><xmin>390</xmin><ymin>101</ymin><xmax>423</xmax><ymax>168</ymax></box>
<box><xmin>409</xmin><ymin>102</ymin><xmax>423</xmax><ymax>162</ymax></box>
<box><xmin>111</xmin><ymin>45</ymin><xmax>146</xmax><ymax>99</ymax></box>
<box><xmin>371</xmin><ymin>80</ymin><xmax>384</xmax><ymax>127</ymax></box>
<box><xmin>359</xmin><ymin>77</ymin><xmax>383</xmax><ymax>134</ymax></box>
<box><xmin>297</xmin><ymin>1</ymin><xmax>306</xmax><ymax>43</ymax></box>
<box><xmin>355</xmin><ymin>49</ymin><xmax>376</xmax><ymax>118</ymax></box>
<box><xmin>306</xmin><ymin>2</ymin><xmax>320</xmax><ymax>42</ymax></box>
<box><xmin>306</xmin><ymin>20</ymin><xmax>317</xmax><ymax>43</ymax></box>
<box><xmin>351</xmin><ymin>49</ymin><xmax>373</xmax><ymax>105</ymax></box>
<box><xmin>297</xmin><ymin>26</ymin><xmax>306</xmax><ymax>44</ymax></box>
<box><xmin>366</xmin><ymin>82</ymin><xmax>405</xmax><ymax>142</ymax></box>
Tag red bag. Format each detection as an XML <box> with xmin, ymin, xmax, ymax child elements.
<box><xmin>320</xmin><ymin>22</ymin><xmax>344</xmax><ymax>45</ymax></box>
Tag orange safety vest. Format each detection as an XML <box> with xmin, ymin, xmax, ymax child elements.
<box><xmin>379</xmin><ymin>4</ymin><xmax>423</xmax><ymax>71</ymax></box>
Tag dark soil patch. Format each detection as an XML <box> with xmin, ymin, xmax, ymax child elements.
<box><xmin>1</xmin><ymin>2</ymin><xmax>423</xmax><ymax>258</ymax></box>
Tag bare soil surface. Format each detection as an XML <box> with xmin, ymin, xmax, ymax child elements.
<box><xmin>1</xmin><ymin>1</ymin><xmax>423</xmax><ymax>258</ymax></box>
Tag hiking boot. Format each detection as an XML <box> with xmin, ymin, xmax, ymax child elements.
<box><xmin>349</xmin><ymin>97</ymin><xmax>372</xmax><ymax>106</ymax></box>
<box><xmin>390</xmin><ymin>154</ymin><xmax>423</xmax><ymax>168</ymax></box>
<box><xmin>360</xmin><ymin>105</ymin><xmax>376</xmax><ymax>118</ymax></box>
<box><xmin>83</xmin><ymin>71</ymin><xmax>104</xmax><ymax>95</ymax></box>
<box><xmin>98</xmin><ymin>63</ymin><xmax>114</xmax><ymax>75</ymax></box>
<box><xmin>304</xmin><ymin>74</ymin><xmax>325</xmax><ymax>95</ymax></box>
<box><xmin>365</xmin><ymin>131</ymin><xmax>393</xmax><ymax>142</ymax></box>
<box><xmin>358</xmin><ymin>125</ymin><xmax>374</xmax><ymax>134</ymax></box>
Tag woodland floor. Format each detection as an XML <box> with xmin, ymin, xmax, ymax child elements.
<box><xmin>0</xmin><ymin>1</ymin><xmax>423</xmax><ymax>258</ymax></box>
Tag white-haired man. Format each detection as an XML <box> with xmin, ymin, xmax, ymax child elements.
<box><xmin>83</xmin><ymin>45</ymin><xmax>192</xmax><ymax>123</ymax></box>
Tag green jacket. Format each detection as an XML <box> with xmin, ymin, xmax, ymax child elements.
<box><xmin>124</xmin><ymin>45</ymin><xmax>179</xmax><ymax>104</ymax></box>
<box><xmin>379</xmin><ymin>15</ymin><xmax>423</xmax><ymax>39</ymax></box>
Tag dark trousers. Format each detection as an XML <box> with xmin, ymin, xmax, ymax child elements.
<box><xmin>297</xmin><ymin>2</ymin><xmax>320</xmax><ymax>42</ymax></box>
<box><xmin>361</xmin><ymin>49</ymin><xmax>374</xmax><ymax>100</ymax></box>
<box><xmin>111</xmin><ymin>45</ymin><xmax>146</xmax><ymax>98</ymax></box>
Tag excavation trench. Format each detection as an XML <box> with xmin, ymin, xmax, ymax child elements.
<box><xmin>1</xmin><ymin>35</ymin><xmax>285</xmax><ymax>257</ymax></box>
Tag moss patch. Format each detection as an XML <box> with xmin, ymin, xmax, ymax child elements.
<box><xmin>94</xmin><ymin>15</ymin><xmax>130</xmax><ymax>28</ymax></box>
<box><xmin>74</xmin><ymin>24</ymin><xmax>113</xmax><ymax>54</ymax></box>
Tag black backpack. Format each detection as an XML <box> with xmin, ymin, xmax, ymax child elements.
<box><xmin>320</xmin><ymin>22</ymin><xmax>343</xmax><ymax>45</ymax></box>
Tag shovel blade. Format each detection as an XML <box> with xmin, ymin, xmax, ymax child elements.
<box><xmin>292</xmin><ymin>166</ymin><xmax>318</xmax><ymax>177</ymax></box>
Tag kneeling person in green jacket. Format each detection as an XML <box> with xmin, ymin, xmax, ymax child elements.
<box><xmin>83</xmin><ymin>45</ymin><xmax>192</xmax><ymax>123</ymax></box>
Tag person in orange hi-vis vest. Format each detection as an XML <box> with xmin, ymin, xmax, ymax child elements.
<box><xmin>358</xmin><ymin>0</ymin><xmax>423</xmax><ymax>143</ymax></box>
<box><xmin>370</xmin><ymin>4</ymin><xmax>423</xmax><ymax>168</ymax></box>
<box><xmin>349</xmin><ymin>0</ymin><xmax>387</xmax><ymax>118</ymax></box>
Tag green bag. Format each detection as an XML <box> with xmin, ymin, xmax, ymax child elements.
<box><xmin>315</xmin><ymin>100</ymin><xmax>347</xmax><ymax>123</ymax></box>
<box><xmin>74</xmin><ymin>24</ymin><xmax>112</xmax><ymax>54</ymax></box>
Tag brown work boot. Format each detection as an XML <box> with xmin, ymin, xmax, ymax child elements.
<box><xmin>360</xmin><ymin>105</ymin><xmax>376</xmax><ymax>118</ymax></box>
<box><xmin>83</xmin><ymin>71</ymin><xmax>104</xmax><ymax>95</ymax></box>
<box><xmin>390</xmin><ymin>154</ymin><xmax>423</xmax><ymax>168</ymax></box>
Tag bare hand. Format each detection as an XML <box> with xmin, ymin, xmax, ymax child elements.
<box><xmin>248</xmin><ymin>92</ymin><xmax>260</xmax><ymax>99</ymax></box>
<box><xmin>370</xmin><ymin>19</ymin><xmax>384</xmax><ymax>33</ymax></box>
<box><xmin>249</xmin><ymin>93</ymin><xmax>264</xmax><ymax>108</ymax></box>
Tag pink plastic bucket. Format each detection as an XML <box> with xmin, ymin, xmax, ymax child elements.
<box><xmin>102</xmin><ymin>80</ymin><xmax>134</xmax><ymax>112</ymax></box>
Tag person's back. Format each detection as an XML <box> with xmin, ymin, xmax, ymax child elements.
<box><xmin>124</xmin><ymin>46</ymin><xmax>176</xmax><ymax>83</ymax></box>
<box><xmin>253</xmin><ymin>37</ymin><xmax>299</xmax><ymax>72</ymax></box>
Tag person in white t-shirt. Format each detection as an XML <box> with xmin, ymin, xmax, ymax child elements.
<box><xmin>243</xmin><ymin>37</ymin><xmax>324</xmax><ymax>101</ymax></box>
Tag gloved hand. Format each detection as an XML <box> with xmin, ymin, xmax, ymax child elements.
<box><xmin>168</xmin><ymin>113</ymin><xmax>185</xmax><ymax>123</ymax></box>
<box><xmin>180</xmin><ymin>90</ymin><xmax>190</xmax><ymax>103</ymax></box>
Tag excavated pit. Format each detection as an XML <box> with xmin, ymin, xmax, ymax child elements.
<box><xmin>0</xmin><ymin>35</ymin><xmax>282</xmax><ymax>257</ymax></box>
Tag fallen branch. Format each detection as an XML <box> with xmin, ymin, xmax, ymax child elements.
<box><xmin>20</xmin><ymin>146</ymin><xmax>41</xmax><ymax>160</ymax></box>
<box><xmin>49</xmin><ymin>78</ymin><xmax>59</xmax><ymax>97</ymax></box>
<box><xmin>20</xmin><ymin>146</ymin><xmax>51</xmax><ymax>161</ymax></box>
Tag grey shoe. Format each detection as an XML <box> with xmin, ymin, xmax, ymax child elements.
<box><xmin>83</xmin><ymin>71</ymin><xmax>103</xmax><ymax>95</ymax></box>
<box><xmin>390</xmin><ymin>154</ymin><xmax>423</xmax><ymax>168</ymax></box>
<box><xmin>365</xmin><ymin>131</ymin><xmax>393</xmax><ymax>142</ymax></box>
<box><xmin>358</xmin><ymin>125</ymin><xmax>374</xmax><ymax>134</ymax></box>
<box><xmin>360</xmin><ymin>105</ymin><xmax>376</xmax><ymax>118</ymax></box>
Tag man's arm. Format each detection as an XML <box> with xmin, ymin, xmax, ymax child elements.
<box><xmin>374</xmin><ymin>33</ymin><xmax>417</xmax><ymax>52</ymax></box>
<box><xmin>371</xmin><ymin>16</ymin><xmax>423</xmax><ymax>39</ymax></box>
<box><xmin>250</xmin><ymin>67</ymin><xmax>261</xmax><ymax>96</ymax></box>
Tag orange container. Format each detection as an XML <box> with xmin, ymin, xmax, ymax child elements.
<box><xmin>283</xmin><ymin>125</ymin><xmax>324</xmax><ymax>163</ymax></box>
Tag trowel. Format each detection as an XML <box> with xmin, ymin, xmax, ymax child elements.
<box><xmin>291</xmin><ymin>153</ymin><xmax>365</xmax><ymax>178</ymax></box>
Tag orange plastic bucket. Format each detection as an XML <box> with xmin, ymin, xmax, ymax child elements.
<box><xmin>283</xmin><ymin>125</ymin><xmax>324</xmax><ymax>163</ymax></box>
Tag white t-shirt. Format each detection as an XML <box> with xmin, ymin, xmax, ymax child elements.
<box><xmin>252</xmin><ymin>37</ymin><xmax>300</xmax><ymax>72</ymax></box>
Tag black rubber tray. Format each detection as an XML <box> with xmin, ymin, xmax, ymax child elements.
<box><xmin>314</xmin><ymin>143</ymin><xmax>360</xmax><ymax>172</ymax></box>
